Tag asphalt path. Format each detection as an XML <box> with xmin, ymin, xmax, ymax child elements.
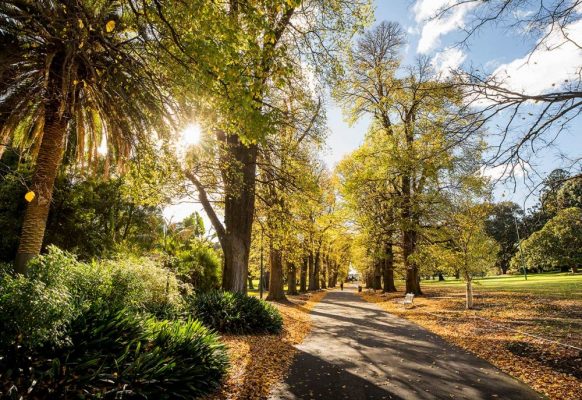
<box><xmin>270</xmin><ymin>286</ymin><xmax>543</xmax><ymax>400</ymax></box>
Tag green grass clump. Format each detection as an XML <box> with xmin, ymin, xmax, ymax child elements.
<box><xmin>190</xmin><ymin>290</ymin><xmax>283</xmax><ymax>334</ymax></box>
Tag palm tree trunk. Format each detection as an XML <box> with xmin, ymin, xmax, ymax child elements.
<box><xmin>15</xmin><ymin>108</ymin><xmax>67</xmax><ymax>273</ymax></box>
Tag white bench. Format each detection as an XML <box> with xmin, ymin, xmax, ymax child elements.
<box><xmin>399</xmin><ymin>293</ymin><xmax>415</xmax><ymax>308</ymax></box>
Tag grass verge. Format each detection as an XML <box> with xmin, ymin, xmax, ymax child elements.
<box><xmin>361</xmin><ymin>285</ymin><xmax>581</xmax><ymax>400</ymax></box>
<box><xmin>208</xmin><ymin>290</ymin><xmax>327</xmax><ymax>400</ymax></box>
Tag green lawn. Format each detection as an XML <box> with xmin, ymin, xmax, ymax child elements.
<box><xmin>420</xmin><ymin>272</ymin><xmax>582</xmax><ymax>298</ymax></box>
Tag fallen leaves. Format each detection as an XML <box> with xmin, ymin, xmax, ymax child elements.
<box><xmin>361</xmin><ymin>289</ymin><xmax>582</xmax><ymax>400</ymax></box>
<box><xmin>208</xmin><ymin>291</ymin><xmax>327</xmax><ymax>400</ymax></box>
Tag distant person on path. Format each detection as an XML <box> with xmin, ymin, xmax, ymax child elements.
<box><xmin>340</xmin><ymin>282</ymin><xmax>344</xmax><ymax>291</ymax></box>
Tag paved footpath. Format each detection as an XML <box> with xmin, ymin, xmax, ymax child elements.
<box><xmin>270</xmin><ymin>287</ymin><xmax>543</xmax><ymax>400</ymax></box>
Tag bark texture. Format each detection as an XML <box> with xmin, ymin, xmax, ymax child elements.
<box><xmin>15</xmin><ymin>103</ymin><xmax>67</xmax><ymax>273</ymax></box>
<box><xmin>266</xmin><ymin>245</ymin><xmax>286</xmax><ymax>301</ymax></box>
<box><xmin>287</xmin><ymin>262</ymin><xmax>298</xmax><ymax>295</ymax></box>
<box><xmin>382</xmin><ymin>242</ymin><xmax>397</xmax><ymax>292</ymax></box>
<box><xmin>300</xmin><ymin>256</ymin><xmax>307</xmax><ymax>292</ymax></box>
<box><xmin>465</xmin><ymin>279</ymin><xmax>474</xmax><ymax>309</ymax></box>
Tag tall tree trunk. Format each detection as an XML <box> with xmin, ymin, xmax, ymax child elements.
<box><xmin>308</xmin><ymin>250</ymin><xmax>316</xmax><ymax>291</ymax></box>
<box><xmin>373</xmin><ymin>259</ymin><xmax>382</xmax><ymax>290</ymax></box>
<box><xmin>313</xmin><ymin>248</ymin><xmax>321</xmax><ymax>290</ymax></box>
<box><xmin>248</xmin><ymin>274</ymin><xmax>254</xmax><ymax>290</ymax></box>
<box><xmin>572</xmin><ymin>265</ymin><xmax>578</xmax><ymax>274</ymax></box>
<box><xmin>320</xmin><ymin>254</ymin><xmax>327</xmax><ymax>289</ymax></box>
<box><xmin>365</xmin><ymin>271</ymin><xmax>373</xmax><ymax>288</ymax></box>
<box><xmin>401</xmin><ymin>120</ymin><xmax>422</xmax><ymax>295</ymax></box>
<box><xmin>300</xmin><ymin>256</ymin><xmax>307</xmax><ymax>292</ymax></box>
<box><xmin>403</xmin><ymin>229</ymin><xmax>421</xmax><ymax>294</ymax></box>
<box><xmin>220</xmin><ymin>135</ymin><xmax>257</xmax><ymax>294</ymax></box>
<box><xmin>266</xmin><ymin>243</ymin><xmax>286</xmax><ymax>301</ymax></box>
<box><xmin>382</xmin><ymin>242</ymin><xmax>396</xmax><ymax>292</ymax></box>
<box><xmin>287</xmin><ymin>262</ymin><xmax>298</xmax><ymax>295</ymax></box>
<box><xmin>15</xmin><ymin>103</ymin><xmax>67</xmax><ymax>273</ymax></box>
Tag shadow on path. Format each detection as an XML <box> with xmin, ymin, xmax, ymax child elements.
<box><xmin>270</xmin><ymin>287</ymin><xmax>544</xmax><ymax>400</ymax></box>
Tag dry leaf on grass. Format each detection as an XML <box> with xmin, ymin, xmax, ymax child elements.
<box><xmin>361</xmin><ymin>289</ymin><xmax>582</xmax><ymax>400</ymax></box>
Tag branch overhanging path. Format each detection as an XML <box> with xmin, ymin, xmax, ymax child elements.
<box><xmin>270</xmin><ymin>286</ymin><xmax>542</xmax><ymax>400</ymax></box>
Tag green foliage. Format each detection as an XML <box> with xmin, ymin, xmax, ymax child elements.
<box><xmin>162</xmin><ymin>212</ymin><xmax>221</xmax><ymax>292</ymax></box>
<box><xmin>62</xmin><ymin>308</ymin><xmax>227</xmax><ymax>399</ymax></box>
<box><xmin>45</xmin><ymin>173</ymin><xmax>164</xmax><ymax>259</ymax></box>
<box><xmin>0</xmin><ymin>157</ymin><xmax>164</xmax><ymax>262</ymax></box>
<box><xmin>514</xmin><ymin>207</ymin><xmax>582</xmax><ymax>272</ymax></box>
<box><xmin>98</xmin><ymin>256</ymin><xmax>187</xmax><ymax>318</ymax></box>
<box><xmin>0</xmin><ymin>246</ymin><xmax>186</xmax><ymax>352</ymax></box>
<box><xmin>0</xmin><ymin>247</ymin><xmax>228</xmax><ymax>398</ymax></box>
<box><xmin>190</xmin><ymin>291</ymin><xmax>283</xmax><ymax>334</ymax></box>
<box><xmin>0</xmin><ymin>272</ymin><xmax>74</xmax><ymax>350</ymax></box>
<box><xmin>134</xmin><ymin>318</ymin><xmax>228</xmax><ymax>398</ymax></box>
<box><xmin>1</xmin><ymin>306</ymin><xmax>228</xmax><ymax>399</ymax></box>
<box><xmin>484</xmin><ymin>202</ymin><xmax>523</xmax><ymax>273</ymax></box>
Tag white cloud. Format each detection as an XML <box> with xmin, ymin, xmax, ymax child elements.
<box><xmin>480</xmin><ymin>163</ymin><xmax>529</xmax><ymax>180</ymax></box>
<box><xmin>491</xmin><ymin>19</ymin><xmax>582</xmax><ymax>94</ymax></box>
<box><xmin>412</xmin><ymin>0</ymin><xmax>476</xmax><ymax>54</ymax></box>
<box><xmin>431</xmin><ymin>47</ymin><xmax>466</xmax><ymax>77</ymax></box>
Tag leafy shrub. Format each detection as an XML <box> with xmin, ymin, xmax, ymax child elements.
<box><xmin>0</xmin><ymin>247</ymin><xmax>185</xmax><ymax>350</ymax></box>
<box><xmin>0</xmin><ymin>248</ymin><xmax>81</xmax><ymax>350</ymax></box>
<box><xmin>0</xmin><ymin>273</ymin><xmax>74</xmax><ymax>350</ymax></box>
<box><xmin>190</xmin><ymin>291</ymin><xmax>283</xmax><ymax>334</ymax></box>
<box><xmin>98</xmin><ymin>256</ymin><xmax>186</xmax><ymax>318</ymax></box>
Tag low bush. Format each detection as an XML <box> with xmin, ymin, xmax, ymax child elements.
<box><xmin>190</xmin><ymin>291</ymin><xmax>283</xmax><ymax>334</ymax></box>
<box><xmin>0</xmin><ymin>250</ymin><xmax>77</xmax><ymax>350</ymax></box>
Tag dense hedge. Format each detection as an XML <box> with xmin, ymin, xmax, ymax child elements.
<box><xmin>0</xmin><ymin>247</ymin><xmax>227</xmax><ymax>399</ymax></box>
<box><xmin>190</xmin><ymin>290</ymin><xmax>283</xmax><ymax>334</ymax></box>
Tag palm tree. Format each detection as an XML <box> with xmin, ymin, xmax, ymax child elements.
<box><xmin>0</xmin><ymin>0</ymin><xmax>176</xmax><ymax>273</ymax></box>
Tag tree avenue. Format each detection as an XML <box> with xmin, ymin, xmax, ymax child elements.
<box><xmin>1</xmin><ymin>1</ymin><xmax>581</xmax><ymax>399</ymax></box>
<box><xmin>335</xmin><ymin>21</ymin><xmax>485</xmax><ymax>295</ymax></box>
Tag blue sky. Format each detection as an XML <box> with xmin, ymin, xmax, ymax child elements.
<box><xmin>323</xmin><ymin>0</ymin><xmax>582</xmax><ymax>210</ymax></box>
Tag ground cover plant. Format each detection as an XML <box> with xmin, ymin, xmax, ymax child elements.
<box><xmin>189</xmin><ymin>290</ymin><xmax>283</xmax><ymax>334</ymax></box>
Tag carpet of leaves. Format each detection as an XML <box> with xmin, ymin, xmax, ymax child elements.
<box><xmin>361</xmin><ymin>288</ymin><xmax>582</xmax><ymax>400</ymax></box>
<box><xmin>207</xmin><ymin>291</ymin><xmax>327</xmax><ymax>400</ymax></box>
